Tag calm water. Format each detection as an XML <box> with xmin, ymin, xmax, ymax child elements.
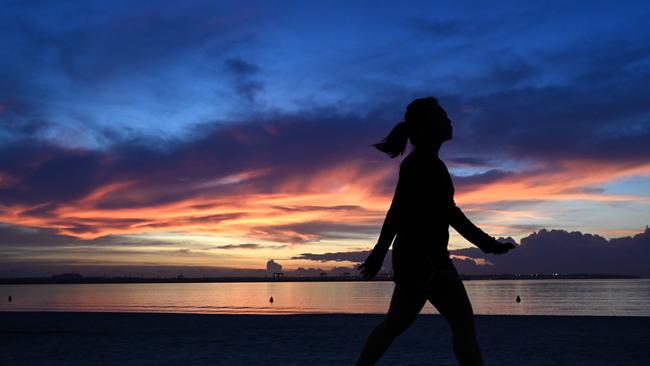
<box><xmin>1</xmin><ymin>279</ymin><xmax>649</xmax><ymax>316</ymax></box>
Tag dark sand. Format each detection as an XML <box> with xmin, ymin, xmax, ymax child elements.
<box><xmin>2</xmin><ymin>312</ymin><xmax>649</xmax><ymax>365</ymax></box>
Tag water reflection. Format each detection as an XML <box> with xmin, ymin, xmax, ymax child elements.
<box><xmin>1</xmin><ymin>279</ymin><xmax>648</xmax><ymax>316</ymax></box>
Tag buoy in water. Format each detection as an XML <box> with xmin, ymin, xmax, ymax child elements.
<box><xmin>269</xmin><ymin>296</ymin><xmax>274</xmax><ymax>303</ymax></box>
<box><xmin>516</xmin><ymin>295</ymin><xmax>521</xmax><ymax>303</ymax></box>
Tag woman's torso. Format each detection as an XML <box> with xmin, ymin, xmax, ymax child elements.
<box><xmin>392</xmin><ymin>150</ymin><xmax>456</xmax><ymax>282</ymax></box>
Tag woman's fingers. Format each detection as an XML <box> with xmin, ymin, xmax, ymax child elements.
<box><xmin>360</xmin><ymin>264</ymin><xmax>376</xmax><ymax>280</ymax></box>
<box><xmin>489</xmin><ymin>242</ymin><xmax>515</xmax><ymax>254</ymax></box>
<box><xmin>358</xmin><ymin>254</ymin><xmax>382</xmax><ymax>280</ymax></box>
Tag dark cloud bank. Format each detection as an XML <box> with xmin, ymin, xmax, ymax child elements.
<box><xmin>293</xmin><ymin>227</ymin><xmax>650</xmax><ymax>277</ymax></box>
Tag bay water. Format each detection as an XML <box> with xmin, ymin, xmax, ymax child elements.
<box><xmin>1</xmin><ymin>279</ymin><xmax>648</xmax><ymax>316</ymax></box>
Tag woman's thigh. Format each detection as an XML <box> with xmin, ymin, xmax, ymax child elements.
<box><xmin>426</xmin><ymin>271</ymin><xmax>476</xmax><ymax>328</ymax></box>
<box><xmin>384</xmin><ymin>282</ymin><xmax>428</xmax><ymax>330</ymax></box>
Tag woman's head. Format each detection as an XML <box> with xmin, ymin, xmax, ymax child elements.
<box><xmin>374</xmin><ymin>97</ymin><xmax>452</xmax><ymax>158</ymax></box>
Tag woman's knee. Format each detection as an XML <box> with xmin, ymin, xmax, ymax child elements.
<box><xmin>443</xmin><ymin>310</ymin><xmax>475</xmax><ymax>335</ymax></box>
<box><xmin>379</xmin><ymin>316</ymin><xmax>411</xmax><ymax>338</ymax></box>
<box><xmin>448</xmin><ymin>317</ymin><xmax>477</xmax><ymax>340</ymax></box>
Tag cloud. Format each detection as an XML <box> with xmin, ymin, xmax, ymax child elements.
<box><xmin>0</xmin><ymin>223</ymin><xmax>261</xmax><ymax>274</ymax></box>
<box><xmin>253</xmin><ymin>221</ymin><xmax>379</xmax><ymax>244</ymax></box>
<box><xmin>213</xmin><ymin>243</ymin><xmax>260</xmax><ymax>250</ymax></box>
<box><xmin>452</xmin><ymin>169</ymin><xmax>515</xmax><ymax>189</ymax></box>
<box><xmin>0</xmin><ymin>223</ymin><xmax>173</xmax><ymax>249</ymax></box>
<box><xmin>224</xmin><ymin>58</ymin><xmax>264</xmax><ymax>102</ymax></box>
<box><xmin>449</xmin><ymin>228</ymin><xmax>650</xmax><ymax>276</ymax></box>
<box><xmin>0</xmin><ymin>1</ymin><xmax>268</xmax><ymax>148</ymax></box>
<box><xmin>270</xmin><ymin>205</ymin><xmax>362</xmax><ymax>212</ymax></box>
<box><xmin>0</xmin><ymin>2</ymin><xmax>261</xmax><ymax>83</ymax></box>
<box><xmin>447</xmin><ymin>157</ymin><xmax>492</xmax><ymax>167</ymax></box>
<box><xmin>211</xmin><ymin>243</ymin><xmax>285</xmax><ymax>250</ymax></box>
<box><xmin>290</xmin><ymin>227</ymin><xmax>650</xmax><ymax>277</ymax></box>
<box><xmin>292</xmin><ymin>250</ymin><xmax>370</xmax><ymax>263</ymax></box>
<box><xmin>0</xmin><ymin>106</ymin><xmax>399</xmax><ymax>241</ymax></box>
<box><xmin>291</xmin><ymin>250</ymin><xmax>392</xmax><ymax>272</ymax></box>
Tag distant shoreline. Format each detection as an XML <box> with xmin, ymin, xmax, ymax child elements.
<box><xmin>0</xmin><ymin>273</ymin><xmax>640</xmax><ymax>285</ymax></box>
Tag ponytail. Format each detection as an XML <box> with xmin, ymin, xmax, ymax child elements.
<box><xmin>373</xmin><ymin>121</ymin><xmax>409</xmax><ymax>158</ymax></box>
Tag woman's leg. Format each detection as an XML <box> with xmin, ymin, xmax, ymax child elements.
<box><xmin>427</xmin><ymin>271</ymin><xmax>483</xmax><ymax>366</ymax></box>
<box><xmin>356</xmin><ymin>283</ymin><xmax>427</xmax><ymax>366</ymax></box>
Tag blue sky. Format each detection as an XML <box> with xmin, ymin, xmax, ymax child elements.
<box><xmin>4</xmin><ymin>1</ymin><xmax>647</xmax><ymax>146</ymax></box>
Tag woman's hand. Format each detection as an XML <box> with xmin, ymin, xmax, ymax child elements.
<box><xmin>481</xmin><ymin>239</ymin><xmax>516</xmax><ymax>255</ymax></box>
<box><xmin>358</xmin><ymin>248</ymin><xmax>385</xmax><ymax>280</ymax></box>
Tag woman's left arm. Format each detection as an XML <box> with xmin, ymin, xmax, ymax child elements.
<box><xmin>449</xmin><ymin>205</ymin><xmax>514</xmax><ymax>254</ymax></box>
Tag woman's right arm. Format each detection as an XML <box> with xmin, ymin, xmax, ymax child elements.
<box><xmin>359</xmin><ymin>167</ymin><xmax>405</xmax><ymax>280</ymax></box>
<box><xmin>375</xmin><ymin>184</ymin><xmax>402</xmax><ymax>252</ymax></box>
<box><xmin>377</xmin><ymin>164</ymin><xmax>407</xmax><ymax>251</ymax></box>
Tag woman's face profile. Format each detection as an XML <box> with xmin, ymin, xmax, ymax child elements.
<box><xmin>417</xmin><ymin>104</ymin><xmax>452</xmax><ymax>146</ymax></box>
<box><xmin>435</xmin><ymin>106</ymin><xmax>453</xmax><ymax>142</ymax></box>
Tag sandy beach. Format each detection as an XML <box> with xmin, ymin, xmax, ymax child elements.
<box><xmin>2</xmin><ymin>312</ymin><xmax>649</xmax><ymax>365</ymax></box>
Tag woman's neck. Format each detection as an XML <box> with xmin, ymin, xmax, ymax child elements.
<box><xmin>414</xmin><ymin>142</ymin><xmax>442</xmax><ymax>158</ymax></box>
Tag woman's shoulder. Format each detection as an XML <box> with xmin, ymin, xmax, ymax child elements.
<box><xmin>399</xmin><ymin>151</ymin><xmax>448</xmax><ymax>180</ymax></box>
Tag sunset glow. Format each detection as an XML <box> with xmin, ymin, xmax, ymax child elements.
<box><xmin>1</xmin><ymin>1</ymin><xmax>649</xmax><ymax>277</ymax></box>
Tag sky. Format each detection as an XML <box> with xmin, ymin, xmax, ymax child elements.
<box><xmin>1</xmin><ymin>0</ymin><xmax>650</xmax><ymax>277</ymax></box>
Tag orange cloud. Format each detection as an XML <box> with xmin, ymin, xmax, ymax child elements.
<box><xmin>0</xmin><ymin>161</ymin><xmax>392</xmax><ymax>243</ymax></box>
<box><xmin>1</xmin><ymin>157</ymin><xmax>648</xmax><ymax>262</ymax></box>
<box><xmin>456</xmin><ymin>160</ymin><xmax>650</xmax><ymax>205</ymax></box>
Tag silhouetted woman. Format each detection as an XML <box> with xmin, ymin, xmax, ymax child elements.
<box><xmin>356</xmin><ymin>97</ymin><xmax>515</xmax><ymax>366</ymax></box>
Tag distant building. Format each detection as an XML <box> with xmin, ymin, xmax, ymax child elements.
<box><xmin>273</xmin><ymin>272</ymin><xmax>284</xmax><ymax>278</ymax></box>
<box><xmin>267</xmin><ymin>259</ymin><xmax>283</xmax><ymax>277</ymax></box>
<box><xmin>320</xmin><ymin>272</ymin><xmax>327</xmax><ymax>278</ymax></box>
